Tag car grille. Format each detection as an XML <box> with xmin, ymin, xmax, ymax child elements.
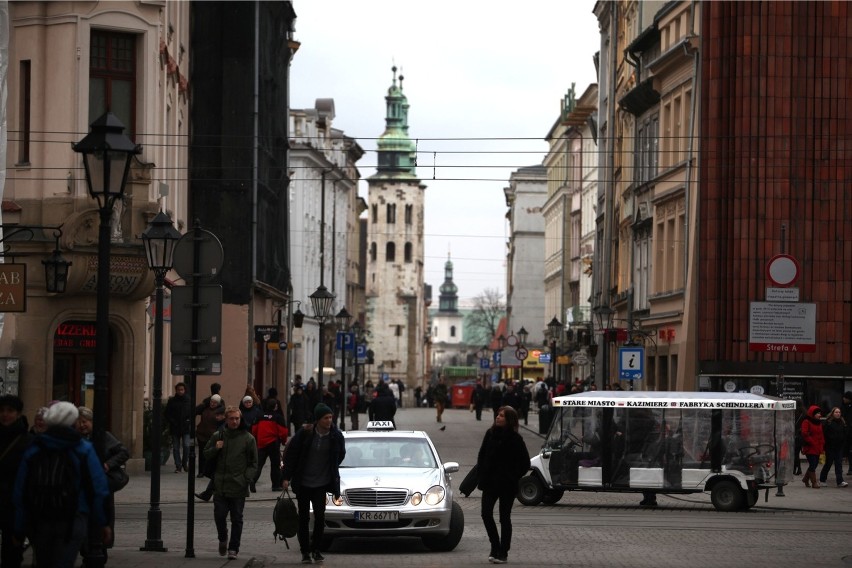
<box><xmin>345</xmin><ymin>489</ymin><xmax>408</xmax><ymax>507</ymax></box>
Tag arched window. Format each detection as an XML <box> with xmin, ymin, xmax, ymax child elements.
<box><xmin>404</xmin><ymin>242</ymin><xmax>412</xmax><ymax>263</ymax></box>
<box><xmin>386</xmin><ymin>241</ymin><xmax>396</xmax><ymax>262</ymax></box>
<box><xmin>371</xmin><ymin>204</ymin><xmax>377</xmax><ymax>222</ymax></box>
<box><xmin>370</xmin><ymin>242</ymin><xmax>377</xmax><ymax>261</ymax></box>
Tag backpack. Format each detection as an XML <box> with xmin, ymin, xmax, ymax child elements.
<box><xmin>272</xmin><ymin>488</ymin><xmax>299</xmax><ymax>547</ymax></box>
<box><xmin>24</xmin><ymin>443</ymin><xmax>82</xmax><ymax>529</ymax></box>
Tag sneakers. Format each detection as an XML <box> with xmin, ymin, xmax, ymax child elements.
<box><xmin>311</xmin><ymin>551</ymin><xmax>325</xmax><ymax>563</ymax></box>
<box><xmin>227</xmin><ymin>550</ymin><xmax>238</xmax><ymax>560</ymax></box>
<box><xmin>839</xmin><ymin>481</ymin><xmax>849</xmax><ymax>487</ymax></box>
<box><xmin>301</xmin><ymin>553</ymin><xmax>313</xmax><ymax>564</ymax></box>
<box><xmin>218</xmin><ymin>541</ymin><xmax>227</xmax><ymax>556</ymax></box>
<box><xmin>490</xmin><ymin>557</ymin><xmax>507</xmax><ymax>564</ymax></box>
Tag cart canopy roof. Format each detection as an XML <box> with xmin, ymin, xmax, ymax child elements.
<box><xmin>552</xmin><ymin>391</ymin><xmax>795</xmax><ymax>411</ymax></box>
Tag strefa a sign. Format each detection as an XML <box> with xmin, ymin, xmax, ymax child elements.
<box><xmin>749</xmin><ymin>301</ymin><xmax>816</xmax><ymax>352</ymax></box>
<box><xmin>0</xmin><ymin>264</ymin><xmax>26</xmax><ymax>312</ymax></box>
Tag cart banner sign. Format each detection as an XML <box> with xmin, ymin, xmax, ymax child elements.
<box><xmin>748</xmin><ymin>301</ymin><xmax>816</xmax><ymax>352</ymax></box>
<box><xmin>552</xmin><ymin>391</ymin><xmax>796</xmax><ymax>411</ymax></box>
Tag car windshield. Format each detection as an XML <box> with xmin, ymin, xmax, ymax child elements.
<box><xmin>341</xmin><ymin>437</ymin><xmax>437</xmax><ymax>468</ymax></box>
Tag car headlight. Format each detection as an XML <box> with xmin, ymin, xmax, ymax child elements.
<box><xmin>327</xmin><ymin>494</ymin><xmax>344</xmax><ymax>506</ymax></box>
<box><xmin>424</xmin><ymin>485</ymin><xmax>445</xmax><ymax>505</ymax></box>
<box><xmin>410</xmin><ymin>492</ymin><xmax>423</xmax><ymax>506</ymax></box>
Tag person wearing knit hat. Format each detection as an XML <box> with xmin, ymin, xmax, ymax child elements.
<box><xmin>281</xmin><ymin>400</ymin><xmax>346</xmax><ymax>564</ymax></box>
<box><xmin>44</xmin><ymin>401</ymin><xmax>79</xmax><ymax>428</ymax></box>
<box><xmin>13</xmin><ymin>401</ymin><xmax>111</xmax><ymax>568</ymax></box>
<box><xmin>239</xmin><ymin>395</ymin><xmax>262</xmax><ymax>430</ymax></box>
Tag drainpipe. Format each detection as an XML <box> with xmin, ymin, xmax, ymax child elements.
<box><xmin>683</xmin><ymin>0</ymin><xmax>700</xmax><ymax>285</ymax></box>
<box><xmin>248</xmin><ymin>1</ymin><xmax>261</xmax><ymax>386</ymax></box>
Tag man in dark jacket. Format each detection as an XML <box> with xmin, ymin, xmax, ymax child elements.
<box><xmin>164</xmin><ymin>382</ymin><xmax>192</xmax><ymax>472</ymax></box>
<box><xmin>368</xmin><ymin>382</ymin><xmax>397</xmax><ymax>426</ymax></box>
<box><xmin>0</xmin><ymin>395</ymin><xmax>31</xmax><ymax>568</ymax></box>
<box><xmin>281</xmin><ymin>403</ymin><xmax>345</xmax><ymax>565</ymax></box>
<box><xmin>842</xmin><ymin>391</ymin><xmax>852</xmax><ymax>475</ymax></box>
<box><xmin>204</xmin><ymin>406</ymin><xmax>258</xmax><ymax>560</ymax></box>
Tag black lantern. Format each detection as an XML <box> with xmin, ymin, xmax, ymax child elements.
<box><xmin>293</xmin><ymin>307</ymin><xmax>305</xmax><ymax>328</ymax></box>
<box><xmin>42</xmin><ymin>246</ymin><xmax>72</xmax><ymax>294</ymax></box>
<box><xmin>547</xmin><ymin>316</ymin><xmax>563</xmax><ymax>340</ymax></box>
<box><xmin>517</xmin><ymin>326</ymin><xmax>529</xmax><ymax>346</ymax></box>
<box><xmin>141</xmin><ymin>211</ymin><xmax>181</xmax><ymax>274</ymax></box>
<box><xmin>309</xmin><ymin>284</ymin><xmax>335</xmax><ymax>322</ymax></box>
<box><xmin>335</xmin><ymin>307</ymin><xmax>352</xmax><ymax>329</ymax></box>
<box><xmin>72</xmin><ymin>112</ymin><xmax>142</xmax><ymax>208</ymax></box>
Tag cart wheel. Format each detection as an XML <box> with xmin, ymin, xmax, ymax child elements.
<box><xmin>711</xmin><ymin>480</ymin><xmax>745</xmax><ymax>512</ymax></box>
<box><xmin>517</xmin><ymin>474</ymin><xmax>544</xmax><ymax>506</ymax></box>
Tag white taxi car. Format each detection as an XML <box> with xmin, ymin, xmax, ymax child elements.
<box><xmin>318</xmin><ymin>421</ymin><xmax>464</xmax><ymax>551</ymax></box>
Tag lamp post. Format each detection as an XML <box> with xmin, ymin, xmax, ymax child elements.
<box><xmin>335</xmin><ymin>307</ymin><xmax>352</xmax><ymax>430</ymax></box>
<box><xmin>140</xmin><ymin>211</ymin><xmax>180</xmax><ymax>552</ymax></box>
<box><xmin>517</xmin><ymin>327</ymin><xmax>528</xmax><ymax>383</ymax></box>
<box><xmin>594</xmin><ymin>305</ymin><xmax>615</xmax><ymax>390</ymax></box>
<box><xmin>73</xmin><ymin>112</ymin><xmax>141</xmax><ymax>568</ymax></box>
<box><xmin>309</xmin><ymin>284</ymin><xmax>335</xmax><ymax>391</ymax></box>
<box><xmin>547</xmin><ymin>317</ymin><xmax>562</xmax><ymax>384</ymax></box>
<box><xmin>495</xmin><ymin>334</ymin><xmax>506</xmax><ymax>383</ymax></box>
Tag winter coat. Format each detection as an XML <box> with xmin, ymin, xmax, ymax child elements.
<box><xmin>164</xmin><ymin>393</ymin><xmax>192</xmax><ymax>436</ymax></box>
<box><xmin>251</xmin><ymin>414</ymin><xmax>289</xmax><ymax>449</ymax></box>
<box><xmin>288</xmin><ymin>393</ymin><xmax>310</xmax><ymax>428</ymax></box>
<box><xmin>475</xmin><ymin>426</ymin><xmax>530</xmax><ymax>493</ymax></box>
<box><xmin>0</xmin><ymin>417</ymin><xmax>32</xmax><ymax>528</ymax></box>
<box><xmin>281</xmin><ymin>425</ymin><xmax>345</xmax><ymax>498</ymax></box>
<box><xmin>433</xmin><ymin>382</ymin><xmax>449</xmax><ymax>405</ymax></box>
<box><xmin>369</xmin><ymin>389</ymin><xmax>397</xmax><ymax>422</ymax></box>
<box><xmin>501</xmin><ymin>389</ymin><xmax>523</xmax><ymax>411</ymax></box>
<box><xmin>801</xmin><ymin>405</ymin><xmax>825</xmax><ymax>456</ymax></box>
<box><xmin>823</xmin><ymin>419</ymin><xmax>846</xmax><ymax>453</ymax></box>
<box><xmin>240</xmin><ymin>404</ymin><xmax>263</xmax><ymax>429</ymax></box>
<box><xmin>204</xmin><ymin>426</ymin><xmax>258</xmax><ymax>499</ymax></box>
<box><xmin>13</xmin><ymin>426</ymin><xmax>111</xmax><ymax>535</ymax></box>
<box><xmin>196</xmin><ymin>404</ymin><xmax>222</xmax><ymax>445</ymax></box>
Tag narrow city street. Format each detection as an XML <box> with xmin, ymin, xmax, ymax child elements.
<box><xmin>106</xmin><ymin>406</ymin><xmax>852</xmax><ymax>568</ymax></box>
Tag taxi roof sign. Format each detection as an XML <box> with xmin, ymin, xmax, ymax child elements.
<box><xmin>366</xmin><ymin>420</ymin><xmax>395</xmax><ymax>431</ymax></box>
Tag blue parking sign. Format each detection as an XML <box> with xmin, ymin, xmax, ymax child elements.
<box><xmin>356</xmin><ymin>343</ymin><xmax>367</xmax><ymax>363</ymax></box>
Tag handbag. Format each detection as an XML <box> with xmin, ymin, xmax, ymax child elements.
<box><xmin>459</xmin><ymin>464</ymin><xmax>479</xmax><ymax>497</ymax></box>
<box><xmin>106</xmin><ymin>466</ymin><xmax>130</xmax><ymax>492</ymax></box>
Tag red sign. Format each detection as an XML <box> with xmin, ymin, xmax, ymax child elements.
<box><xmin>54</xmin><ymin>321</ymin><xmax>97</xmax><ymax>351</ymax></box>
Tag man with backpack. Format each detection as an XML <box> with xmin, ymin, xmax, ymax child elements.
<box><xmin>13</xmin><ymin>402</ymin><xmax>110</xmax><ymax>568</ymax></box>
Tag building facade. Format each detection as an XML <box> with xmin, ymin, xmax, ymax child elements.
<box><xmin>365</xmin><ymin>67</ymin><xmax>427</xmax><ymax>389</ymax></box>
<box><xmin>289</xmin><ymin>99</ymin><xmax>363</xmax><ymax>384</ymax></box>
<box><xmin>1</xmin><ymin>0</ymin><xmax>191</xmax><ymax>460</ymax></box>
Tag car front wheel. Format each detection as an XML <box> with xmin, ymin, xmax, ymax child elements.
<box><xmin>421</xmin><ymin>501</ymin><xmax>464</xmax><ymax>552</ymax></box>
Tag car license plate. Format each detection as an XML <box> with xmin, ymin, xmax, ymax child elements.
<box><xmin>354</xmin><ymin>511</ymin><xmax>399</xmax><ymax>522</ymax></box>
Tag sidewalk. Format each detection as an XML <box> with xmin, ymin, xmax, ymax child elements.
<box><xmin>99</xmin><ymin>406</ymin><xmax>852</xmax><ymax>568</ymax></box>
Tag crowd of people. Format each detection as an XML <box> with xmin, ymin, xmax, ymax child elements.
<box><xmin>0</xmin><ymin>395</ymin><xmax>129</xmax><ymax>568</ymax></box>
<box><xmin>798</xmin><ymin>391</ymin><xmax>852</xmax><ymax>489</ymax></box>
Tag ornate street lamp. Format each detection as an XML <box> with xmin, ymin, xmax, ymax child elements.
<box><xmin>547</xmin><ymin>317</ymin><xmax>562</xmax><ymax>382</ymax></box>
<box><xmin>517</xmin><ymin>327</ymin><xmax>528</xmax><ymax>382</ymax></box>
<box><xmin>140</xmin><ymin>211</ymin><xmax>180</xmax><ymax>552</ymax></box>
<box><xmin>309</xmin><ymin>284</ymin><xmax>335</xmax><ymax>391</ymax></box>
<box><xmin>335</xmin><ymin>307</ymin><xmax>352</xmax><ymax>430</ymax></box>
<box><xmin>72</xmin><ymin>112</ymin><xmax>141</xmax><ymax>567</ymax></box>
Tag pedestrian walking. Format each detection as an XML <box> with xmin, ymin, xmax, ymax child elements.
<box><xmin>251</xmin><ymin>399</ymin><xmax>289</xmax><ymax>492</ymax></box>
<box><xmin>281</xmin><ymin>403</ymin><xmax>346</xmax><ymax>565</ymax></box>
<box><xmin>470</xmin><ymin>383</ymin><xmax>486</xmax><ymax>421</ymax></box>
<box><xmin>13</xmin><ymin>402</ymin><xmax>110</xmax><ymax>568</ymax></box>
<box><xmin>0</xmin><ymin>394</ymin><xmax>32</xmax><ymax>568</ymax></box>
<box><xmin>196</xmin><ymin>394</ymin><xmax>223</xmax><ymax>478</ymax></box>
<box><xmin>801</xmin><ymin>405</ymin><xmax>825</xmax><ymax>488</ymax></box>
<box><xmin>239</xmin><ymin>395</ymin><xmax>263</xmax><ymax>429</ymax></box>
<box><xmin>76</xmin><ymin>406</ymin><xmax>130</xmax><ymax>558</ymax></box>
<box><xmin>204</xmin><ymin>406</ymin><xmax>258</xmax><ymax>560</ymax></box>
<box><xmin>434</xmin><ymin>377</ymin><xmax>449</xmax><ymax>423</ymax></box>
<box><xmin>475</xmin><ymin>406</ymin><xmax>530</xmax><ymax>564</ymax></box>
<box><xmin>841</xmin><ymin>392</ymin><xmax>852</xmax><ymax>474</ymax></box>
<box><xmin>819</xmin><ymin>407</ymin><xmax>848</xmax><ymax>487</ymax></box>
<box><xmin>347</xmin><ymin>383</ymin><xmax>363</xmax><ymax>431</ymax></box>
<box><xmin>288</xmin><ymin>385</ymin><xmax>310</xmax><ymax>432</ymax></box>
<box><xmin>164</xmin><ymin>382</ymin><xmax>192</xmax><ymax>472</ymax></box>
<box><xmin>369</xmin><ymin>381</ymin><xmax>397</xmax><ymax>426</ymax></box>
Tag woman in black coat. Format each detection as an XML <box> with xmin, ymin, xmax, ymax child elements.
<box><xmin>475</xmin><ymin>406</ymin><xmax>530</xmax><ymax>564</ymax></box>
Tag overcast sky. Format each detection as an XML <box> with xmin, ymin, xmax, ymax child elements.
<box><xmin>290</xmin><ymin>1</ymin><xmax>600</xmax><ymax>303</ymax></box>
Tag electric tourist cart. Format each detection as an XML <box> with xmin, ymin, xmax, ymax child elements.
<box><xmin>519</xmin><ymin>391</ymin><xmax>796</xmax><ymax>511</ymax></box>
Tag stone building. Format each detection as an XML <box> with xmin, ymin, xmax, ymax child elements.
<box><xmin>365</xmin><ymin>67</ymin><xmax>427</xmax><ymax>390</ymax></box>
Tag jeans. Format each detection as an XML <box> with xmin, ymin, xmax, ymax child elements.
<box><xmin>171</xmin><ymin>433</ymin><xmax>190</xmax><ymax>469</ymax></box>
<box><xmin>296</xmin><ymin>486</ymin><xmax>328</xmax><ymax>553</ymax></box>
<box><xmin>481</xmin><ymin>486</ymin><xmax>516</xmax><ymax>558</ymax></box>
<box><xmin>820</xmin><ymin>447</ymin><xmax>845</xmax><ymax>484</ymax></box>
<box><xmin>213</xmin><ymin>495</ymin><xmax>245</xmax><ymax>553</ymax></box>
<box><xmin>805</xmin><ymin>453</ymin><xmax>820</xmax><ymax>472</ymax></box>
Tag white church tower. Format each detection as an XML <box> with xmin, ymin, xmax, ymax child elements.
<box><xmin>365</xmin><ymin>67</ymin><xmax>427</xmax><ymax>390</ymax></box>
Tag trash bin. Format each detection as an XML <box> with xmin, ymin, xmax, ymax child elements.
<box><xmin>538</xmin><ymin>404</ymin><xmax>552</xmax><ymax>435</ymax></box>
<box><xmin>451</xmin><ymin>384</ymin><xmax>475</xmax><ymax>409</ymax></box>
